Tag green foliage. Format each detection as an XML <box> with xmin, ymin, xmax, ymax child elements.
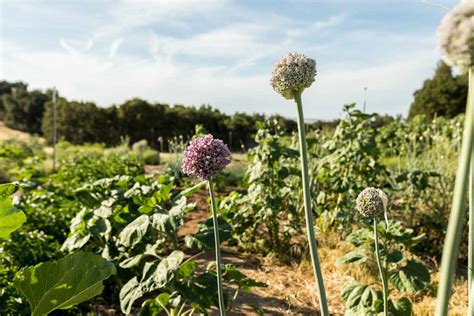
<box><xmin>219</xmin><ymin>120</ymin><xmax>302</xmax><ymax>254</ymax></box>
<box><xmin>408</xmin><ymin>61</ymin><xmax>468</xmax><ymax>119</ymax></box>
<box><xmin>0</xmin><ymin>150</ymin><xmax>144</xmax><ymax>314</ymax></box>
<box><xmin>377</xmin><ymin>114</ymin><xmax>462</xmax><ymax>258</ymax></box>
<box><xmin>339</xmin><ymin>219</ymin><xmax>430</xmax><ymax>314</ymax></box>
<box><xmin>311</xmin><ymin>104</ymin><xmax>389</xmax><ymax>229</ymax></box>
<box><xmin>14</xmin><ymin>251</ymin><xmax>115</xmax><ymax>316</ymax></box>
<box><xmin>0</xmin><ymin>183</ymin><xmax>25</xmax><ymax>239</ymax></box>
<box><xmin>2</xmin><ymin>85</ymin><xmax>50</xmax><ymax>133</ymax></box>
<box><xmin>42</xmin><ymin>98</ymin><xmax>121</xmax><ymax>146</ymax></box>
<box><xmin>185</xmin><ymin>217</ymin><xmax>232</xmax><ymax>251</ymax></box>
<box><xmin>60</xmin><ymin>173</ymin><xmax>258</xmax><ymax>314</ymax></box>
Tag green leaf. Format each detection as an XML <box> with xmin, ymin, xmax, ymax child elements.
<box><xmin>386</xmin><ymin>250</ymin><xmax>403</xmax><ymax>263</ymax></box>
<box><xmin>341</xmin><ymin>281</ymin><xmax>380</xmax><ymax>314</ymax></box>
<box><xmin>155</xmin><ymin>250</ymin><xmax>184</xmax><ymax>287</ymax></box>
<box><xmin>61</xmin><ymin>233</ymin><xmax>91</xmax><ymax>252</ymax></box>
<box><xmin>185</xmin><ymin>216</ymin><xmax>232</xmax><ymax>251</ymax></box>
<box><xmin>120</xmin><ymin>277</ymin><xmax>142</xmax><ymax>314</ymax></box>
<box><xmin>119</xmin><ymin>254</ymin><xmax>145</xmax><ymax>269</ymax></box>
<box><xmin>14</xmin><ymin>251</ymin><xmax>115</xmax><ymax>316</ymax></box>
<box><xmin>0</xmin><ymin>183</ymin><xmax>26</xmax><ymax>239</ymax></box>
<box><xmin>118</xmin><ymin>215</ymin><xmax>150</xmax><ymax>248</ymax></box>
<box><xmin>173</xmin><ymin>180</ymin><xmax>206</xmax><ymax>201</ymax></box>
<box><xmin>336</xmin><ymin>249</ymin><xmax>368</xmax><ymax>265</ymax></box>
<box><xmin>346</xmin><ymin>228</ymin><xmax>372</xmax><ymax>247</ymax></box>
<box><xmin>388</xmin><ymin>259</ymin><xmax>430</xmax><ymax>294</ymax></box>
<box><xmin>391</xmin><ymin>297</ymin><xmax>413</xmax><ymax>316</ymax></box>
<box><xmin>120</xmin><ymin>251</ymin><xmax>185</xmax><ymax>314</ymax></box>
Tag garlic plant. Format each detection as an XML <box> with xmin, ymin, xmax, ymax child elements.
<box><xmin>182</xmin><ymin>134</ymin><xmax>231</xmax><ymax>316</ymax></box>
<box><xmin>270</xmin><ymin>52</ymin><xmax>329</xmax><ymax>315</ymax></box>
<box><xmin>436</xmin><ymin>2</ymin><xmax>474</xmax><ymax>314</ymax></box>
<box><xmin>339</xmin><ymin>187</ymin><xmax>430</xmax><ymax>315</ymax></box>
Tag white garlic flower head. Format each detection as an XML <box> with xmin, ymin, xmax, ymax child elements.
<box><xmin>437</xmin><ymin>1</ymin><xmax>474</xmax><ymax>73</ymax></box>
<box><xmin>356</xmin><ymin>187</ymin><xmax>388</xmax><ymax>218</ymax></box>
<box><xmin>270</xmin><ymin>52</ymin><xmax>317</xmax><ymax>99</ymax></box>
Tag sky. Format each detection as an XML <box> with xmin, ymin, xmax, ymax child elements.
<box><xmin>0</xmin><ymin>0</ymin><xmax>461</xmax><ymax>120</ymax></box>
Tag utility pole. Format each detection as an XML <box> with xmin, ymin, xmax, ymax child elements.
<box><xmin>52</xmin><ymin>87</ymin><xmax>57</xmax><ymax>171</ymax></box>
<box><xmin>363</xmin><ymin>86</ymin><xmax>368</xmax><ymax>113</ymax></box>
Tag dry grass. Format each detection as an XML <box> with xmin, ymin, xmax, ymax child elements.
<box><xmin>0</xmin><ymin>122</ymin><xmax>45</xmax><ymax>143</ymax></box>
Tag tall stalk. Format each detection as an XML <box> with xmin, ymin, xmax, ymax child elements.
<box><xmin>208</xmin><ymin>178</ymin><xmax>226</xmax><ymax>316</ymax></box>
<box><xmin>374</xmin><ymin>218</ymin><xmax>388</xmax><ymax>316</ymax></box>
<box><xmin>294</xmin><ymin>92</ymin><xmax>329</xmax><ymax>315</ymax></box>
<box><xmin>436</xmin><ymin>67</ymin><xmax>474</xmax><ymax>316</ymax></box>
<box><xmin>469</xmin><ymin>67</ymin><xmax>474</xmax><ymax>316</ymax></box>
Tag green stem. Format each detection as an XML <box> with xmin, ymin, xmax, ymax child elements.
<box><xmin>294</xmin><ymin>92</ymin><xmax>329</xmax><ymax>315</ymax></box>
<box><xmin>374</xmin><ymin>218</ymin><xmax>389</xmax><ymax>316</ymax></box>
<box><xmin>469</xmin><ymin>69</ymin><xmax>474</xmax><ymax>316</ymax></box>
<box><xmin>208</xmin><ymin>178</ymin><xmax>226</xmax><ymax>316</ymax></box>
<box><xmin>436</xmin><ymin>67</ymin><xmax>474</xmax><ymax>316</ymax></box>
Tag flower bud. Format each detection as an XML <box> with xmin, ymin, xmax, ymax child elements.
<box><xmin>437</xmin><ymin>1</ymin><xmax>474</xmax><ymax>73</ymax></box>
<box><xmin>270</xmin><ymin>52</ymin><xmax>317</xmax><ymax>99</ymax></box>
<box><xmin>356</xmin><ymin>187</ymin><xmax>388</xmax><ymax>218</ymax></box>
<box><xmin>182</xmin><ymin>134</ymin><xmax>231</xmax><ymax>180</ymax></box>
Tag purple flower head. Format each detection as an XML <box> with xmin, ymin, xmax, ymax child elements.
<box><xmin>182</xmin><ymin>134</ymin><xmax>231</xmax><ymax>180</ymax></box>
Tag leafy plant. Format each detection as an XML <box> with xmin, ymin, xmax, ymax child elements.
<box><xmin>338</xmin><ymin>219</ymin><xmax>430</xmax><ymax>315</ymax></box>
<box><xmin>14</xmin><ymin>251</ymin><xmax>115</xmax><ymax>316</ymax></box>
<box><xmin>0</xmin><ymin>183</ymin><xmax>25</xmax><ymax>238</ymax></box>
<box><xmin>311</xmin><ymin>104</ymin><xmax>390</xmax><ymax>230</ymax></box>
<box><xmin>223</xmin><ymin>119</ymin><xmax>302</xmax><ymax>254</ymax></box>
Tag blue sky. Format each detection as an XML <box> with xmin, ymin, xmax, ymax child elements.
<box><xmin>0</xmin><ymin>0</ymin><xmax>459</xmax><ymax>119</ymax></box>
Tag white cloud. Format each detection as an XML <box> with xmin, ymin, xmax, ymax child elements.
<box><xmin>0</xmin><ymin>0</ymin><xmax>445</xmax><ymax>120</ymax></box>
<box><xmin>109</xmin><ymin>39</ymin><xmax>124</xmax><ymax>58</ymax></box>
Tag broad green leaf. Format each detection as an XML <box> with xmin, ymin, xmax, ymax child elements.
<box><xmin>341</xmin><ymin>281</ymin><xmax>380</xmax><ymax>314</ymax></box>
<box><xmin>390</xmin><ymin>297</ymin><xmax>413</xmax><ymax>316</ymax></box>
<box><xmin>118</xmin><ymin>214</ymin><xmax>150</xmax><ymax>248</ymax></box>
<box><xmin>119</xmin><ymin>243</ymin><xmax>161</xmax><ymax>269</ymax></box>
<box><xmin>155</xmin><ymin>250</ymin><xmax>184</xmax><ymax>287</ymax></box>
<box><xmin>151</xmin><ymin>198</ymin><xmax>193</xmax><ymax>235</ymax></box>
<box><xmin>185</xmin><ymin>217</ymin><xmax>232</xmax><ymax>251</ymax></box>
<box><xmin>222</xmin><ymin>265</ymin><xmax>266</xmax><ymax>292</ymax></box>
<box><xmin>336</xmin><ymin>249</ymin><xmax>368</xmax><ymax>265</ymax></box>
<box><xmin>346</xmin><ymin>228</ymin><xmax>372</xmax><ymax>247</ymax></box>
<box><xmin>119</xmin><ymin>254</ymin><xmax>144</xmax><ymax>269</ymax></box>
<box><xmin>14</xmin><ymin>251</ymin><xmax>115</xmax><ymax>316</ymax></box>
<box><xmin>120</xmin><ymin>277</ymin><xmax>142</xmax><ymax>314</ymax></box>
<box><xmin>388</xmin><ymin>259</ymin><xmax>430</xmax><ymax>294</ymax></box>
<box><xmin>140</xmin><ymin>292</ymin><xmax>181</xmax><ymax>316</ymax></box>
<box><xmin>0</xmin><ymin>182</ymin><xmax>18</xmax><ymax>199</ymax></box>
<box><xmin>120</xmin><ymin>251</ymin><xmax>185</xmax><ymax>314</ymax></box>
<box><xmin>385</xmin><ymin>250</ymin><xmax>403</xmax><ymax>263</ymax></box>
<box><xmin>0</xmin><ymin>183</ymin><xmax>26</xmax><ymax>239</ymax></box>
<box><xmin>61</xmin><ymin>233</ymin><xmax>91</xmax><ymax>252</ymax></box>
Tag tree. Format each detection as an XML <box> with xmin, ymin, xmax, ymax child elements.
<box><xmin>42</xmin><ymin>99</ymin><xmax>120</xmax><ymax>145</ymax></box>
<box><xmin>408</xmin><ymin>61</ymin><xmax>468</xmax><ymax>119</ymax></box>
<box><xmin>2</xmin><ymin>86</ymin><xmax>49</xmax><ymax>133</ymax></box>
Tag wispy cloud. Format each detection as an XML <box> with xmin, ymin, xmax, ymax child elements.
<box><xmin>109</xmin><ymin>38</ymin><xmax>123</xmax><ymax>58</ymax></box>
<box><xmin>0</xmin><ymin>0</ymin><xmax>456</xmax><ymax>119</ymax></box>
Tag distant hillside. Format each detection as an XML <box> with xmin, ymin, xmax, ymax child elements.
<box><xmin>0</xmin><ymin>121</ymin><xmax>45</xmax><ymax>143</ymax></box>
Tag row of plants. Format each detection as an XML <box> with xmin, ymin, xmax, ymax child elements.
<box><xmin>0</xmin><ymin>136</ymin><xmax>264</xmax><ymax>315</ymax></box>
<box><xmin>1</xmin><ymin>97</ymin><xmax>464</xmax><ymax>315</ymax></box>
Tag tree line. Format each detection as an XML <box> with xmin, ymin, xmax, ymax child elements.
<box><xmin>0</xmin><ymin>61</ymin><xmax>467</xmax><ymax>150</ymax></box>
<box><xmin>0</xmin><ymin>81</ymin><xmax>303</xmax><ymax>151</ymax></box>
